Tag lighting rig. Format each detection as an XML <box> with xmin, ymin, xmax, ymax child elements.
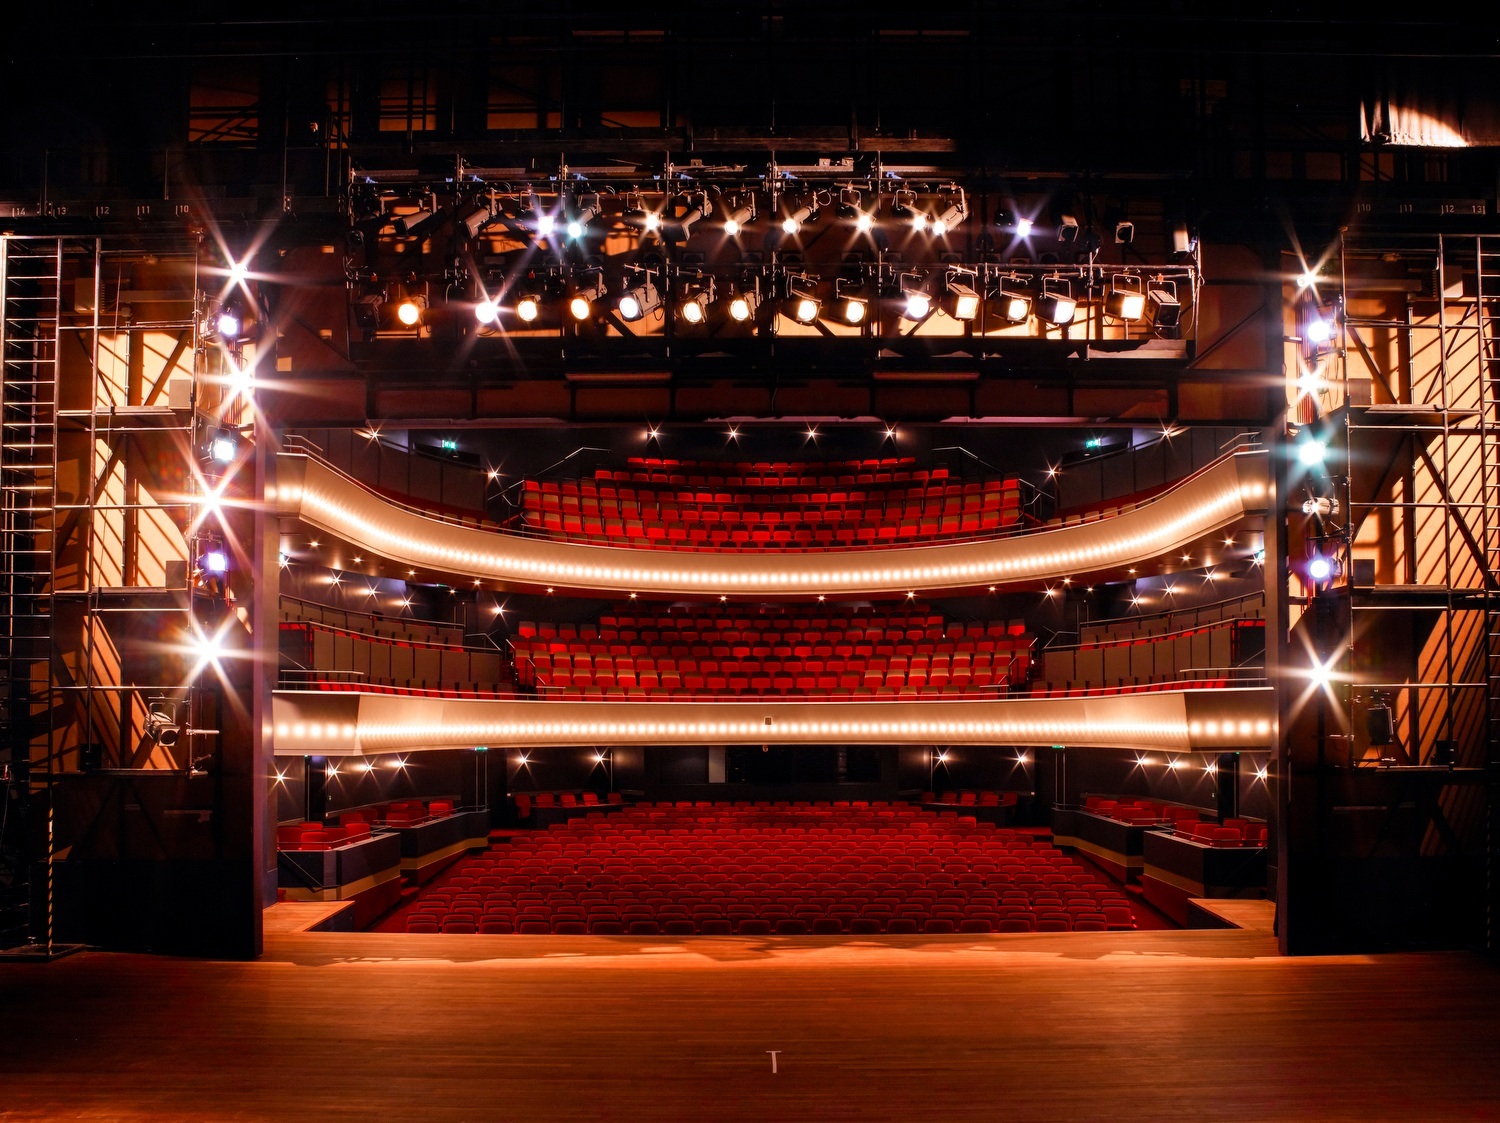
<box><xmin>342</xmin><ymin>158</ymin><xmax>1201</xmax><ymax>353</ymax></box>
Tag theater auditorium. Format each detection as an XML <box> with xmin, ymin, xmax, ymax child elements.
<box><xmin>2</xmin><ymin>6</ymin><xmax>1500</xmax><ymax>1120</ymax></box>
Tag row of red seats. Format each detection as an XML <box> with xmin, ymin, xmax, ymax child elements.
<box><xmin>518</xmin><ymin>510</ymin><xmax>1018</xmax><ymax>550</ymax></box>
<box><xmin>930</xmin><ymin>791</ymin><xmax>1015</xmax><ymax>807</ymax></box>
<box><xmin>400</xmin><ymin>803</ymin><xmax>1136</xmax><ymax>936</ymax></box>
<box><xmin>524</xmin><ymin>479</ymin><xmax>1019</xmax><ymax>515</ymax></box>
<box><xmin>514</xmin><ymin>791</ymin><xmax>625</xmax><ymax>814</ymax></box>
<box><xmin>276</xmin><ymin>799</ymin><xmax>456</xmax><ymax>850</ymax></box>
<box><xmin>1084</xmin><ymin>797</ymin><xmax>1267</xmax><ymax>847</ymax></box>
<box><xmin>608</xmin><ymin>455</ymin><xmax>934</xmax><ymax>488</ymax></box>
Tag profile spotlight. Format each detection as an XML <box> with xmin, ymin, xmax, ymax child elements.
<box><xmin>568</xmin><ymin>270</ymin><xmax>606</xmax><ymax>321</ymax></box>
<box><xmin>1034</xmin><ymin>280</ymin><xmax>1077</xmax><ymax>326</ymax></box>
<box><xmin>566</xmin><ymin>195</ymin><xmax>601</xmax><ymax>240</ymax></box>
<box><xmin>930</xmin><ymin>199</ymin><xmax>966</xmax><ymax>236</ymax></box>
<box><xmin>723</xmin><ymin>203</ymin><xmax>755</xmax><ymax>237</ymax></box>
<box><xmin>1301</xmin><ymin>497</ymin><xmax>1339</xmax><ymax>519</ymax></box>
<box><xmin>781</xmin><ymin>204</ymin><xmax>815</xmax><ymax>235</ymax></box>
<box><xmin>619</xmin><ymin>277</ymin><xmax>662</xmax><ymax>322</ymax></box>
<box><xmin>786</xmin><ymin>284</ymin><xmax>820</xmax><ymax>324</ymax></box>
<box><xmin>146</xmin><ymin>700</ymin><xmax>181</xmax><ymax>749</ymax></box>
<box><xmin>1105</xmin><ymin>276</ymin><xmax>1147</xmax><ymax>321</ymax></box>
<box><xmin>394</xmin><ymin>204</ymin><xmax>439</xmax><ymax>238</ymax></box>
<box><xmin>395</xmin><ymin>297</ymin><xmax>425</xmax><ymax>327</ymax></box>
<box><xmin>461</xmin><ymin>204</ymin><xmax>496</xmax><ymax>239</ymax></box>
<box><xmin>943</xmin><ymin>275</ymin><xmax>981</xmax><ymax>321</ymax></box>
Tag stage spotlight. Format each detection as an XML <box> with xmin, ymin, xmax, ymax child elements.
<box><xmin>728</xmin><ymin>290</ymin><xmax>760</xmax><ymax>323</ymax></box>
<box><xmin>215</xmin><ymin>310</ymin><xmax>242</xmax><ymax>339</ymax></box>
<box><xmin>569</xmin><ymin>270</ymin><xmax>606</xmax><ymax>321</ymax></box>
<box><xmin>830</xmin><ymin>293</ymin><xmax>868</xmax><ymax>325</ymax></box>
<box><xmin>1105</xmin><ymin>276</ymin><xmax>1147</xmax><ymax>321</ymax></box>
<box><xmin>991</xmin><ymin>278</ymin><xmax>1031</xmax><ymax>323</ymax></box>
<box><xmin>201</xmin><ymin>548</ymin><xmax>228</xmax><ymax>575</ymax></box>
<box><xmin>566</xmin><ymin>195</ymin><xmax>600</xmax><ymax>240</ymax></box>
<box><xmin>781</xmin><ymin>204</ymin><xmax>815</xmax><ymax>235</ymax></box>
<box><xmin>911</xmin><ymin>211</ymin><xmax>929</xmax><ymax>233</ymax></box>
<box><xmin>890</xmin><ymin>189</ymin><xmax>918</xmax><ymax>219</ymax></box>
<box><xmin>1307</xmin><ymin>554</ymin><xmax>1334</xmax><ymax>583</ymax></box>
<box><xmin>723</xmin><ymin>203</ymin><xmax>755</xmax><ymax>237</ymax></box>
<box><xmin>395</xmin><ymin>297</ymin><xmax>425</xmax><ymax>327</ymax></box>
<box><xmin>787</xmin><ymin>284</ymin><xmax>820</xmax><ymax>324</ymax></box>
<box><xmin>1306</xmin><ymin>315</ymin><xmax>1333</xmax><ymax>345</ymax></box>
<box><xmin>515</xmin><ymin>295</ymin><xmax>541</xmax><ymax>323</ymax></box>
<box><xmin>1297</xmin><ymin>438</ymin><xmax>1327</xmax><ymax>467</ymax></box>
<box><xmin>474</xmin><ymin>299</ymin><xmax>500</xmax><ymax>325</ymax></box>
<box><xmin>145</xmin><ymin>700</ymin><xmax>180</xmax><ymax>749</ymax></box>
<box><xmin>394</xmin><ymin>204</ymin><xmax>439</xmax><ymax>237</ymax></box>
<box><xmin>944</xmin><ymin>276</ymin><xmax>981</xmax><ymax>321</ymax></box>
<box><xmin>1056</xmin><ymin>214</ymin><xmax>1080</xmax><ymax>243</ymax></box>
<box><xmin>207</xmin><ymin>429</ymin><xmax>239</xmax><ymax>464</ymax></box>
<box><xmin>352</xmin><ymin>292</ymin><xmax>384</xmax><ymax>334</ymax></box>
<box><xmin>1147</xmin><ymin>282</ymin><xmax>1182</xmax><ymax>335</ymax></box>
<box><xmin>930</xmin><ymin>200</ymin><xmax>966</xmax><ymax>236</ymax></box>
<box><xmin>678</xmin><ymin>286</ymin><xmax>712</xmax><ymax>325</ymax></box>
<box><xmin>1035</xmin><ymin>280</ymin><xmax>1077</xmax><ymax>326</ymax></box>
<box><xmin>902</xmin><ymin>285</ymin><xmax>932</xmax><ymax>320</ymax></box>
<box><xmin>619</xmin><ymin>277</ymin><xmax>662</xmax><ymax>322</ymax></box>
<box><xmin>1302</xmin><ymin>497</ymin><xmax>1339</xmax><ymax>519</ymax></box>
<box><xmin>1015</xmin><ymin>217</ymin><xmax>1034</xmax><ymax>238</ymax></box>
<box><xmin>460</xmin><ymin>204</ymin><xmax>496</xmax><ymax>239</ymax></box>
<box><xmin>1114</xmin><ymin>221</ymin><xmax>1135</xmax><ymax>245</ymax></box>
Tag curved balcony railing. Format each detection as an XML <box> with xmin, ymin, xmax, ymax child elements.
<box><xmin>271</xmin><ymin>682</ymin><xmax>1274</xmax><ymax>756</ymax></box>
<box><xmin>273</xmin><ymin>445</ymin><xmax>1269</xmax><ymax>597</ymax></box>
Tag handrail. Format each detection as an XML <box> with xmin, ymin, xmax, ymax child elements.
<box><xmin>1051</xmin><ymin>615</ymin><xmax>1261</xmax><ymax>655</ymax></box>
<box><xmin>497</xmin><ymin>446</ymin><xmax>613</xmax><ymax>505</ymax></box>
<box><xmin>1077</xmin><ymin>590</ymin><xmax>1267</xmax><ymax>642</ymax></box>
<box><xmin>280</xmin><ymin>593</ymin><xmax>465</xmax><ymax>639</ymax></box>
<box><xmin>282</xmin><ymin>616</ymin><xmax>503</xmax><ymax>654</ymax></box>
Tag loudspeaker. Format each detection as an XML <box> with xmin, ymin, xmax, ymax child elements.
<box><xmin>1366</xmin><ymin>705</ymin><xmax>1394</xmax><ymax>746</ymax></box>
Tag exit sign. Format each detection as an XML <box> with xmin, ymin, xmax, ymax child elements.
<box><xmin>439</xmin><ymin>439</ymin><xmax>458</xmax><ymax>451</ymax></box>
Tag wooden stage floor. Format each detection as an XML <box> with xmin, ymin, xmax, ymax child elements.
<box><xmin>2</xmin><ymin>922</ymin><xmax>1499</xmax><ymax>1122</ymax></box>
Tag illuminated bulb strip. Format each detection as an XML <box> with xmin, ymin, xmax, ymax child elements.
<box><xmin>271</xmin><ymin>686</ymin><xmax>1275</xmax><ymax>756</ymax></box>
<box><xmin>280</xmin><ymin>451</ymin><xmax>1268</xmax><ymax>595</ymax></box>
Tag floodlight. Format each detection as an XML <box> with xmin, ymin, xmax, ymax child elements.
<box><xmin>1105</xmin><ymin>276</ymin><xmax>1147</xmax><ymax>321</ymax></box>
<box><xmin>830</xmin><ymin>293</ymin><xmax>868</xmax><ymax>325</ymax></box>
<box><xmin>991</xmin><ymin>279</ymin><xmax>1031</xmax><ymax>323</ymax></box>
<box><xmin>678</xmin><ymin>286</ymin><xmax>712</xmax><ymax>325</ymax></box>
<box><xmin>395</xmin><ymin>298</ymin><xmax>424</xmax><ymax>327</ymax></box>
<box><xmin>1035</xmin><ymin>280</ymin><xmax>1077</xmax><ymax>326</ymax></box>
<box><xmin>902</xmin><ymin>286</ymin><xmax>932</xmax><ymax>320</ymax></box>
<box><xmin>786</xmin><ymin>285</ymin><xmax>820</xmax><ymax>323</ymax></box>
<box><xmin>1147</xmin><ymin>282</ymin><xmax>1182</xmax><ymax>334</ymax></box>
<box><xmin>208</xmin><ymin>431</ymin><xmax>238</xmax><ymax>464</ymax></box>
<box><xmin>944</xmin><ymin>278</ymin><xmax>981</xmax><ymax>321</ymax></box>
<box><xmin>728</xmin><ymin>291</ymin><xmax>760</xmax><ymax>323</ymax></box>
<box><xmin>474</xmin><ymin>299</ymin><xmax>500</xmax><ymax>325</ymax></box>
<box><xmin>515</xmin><ymin>295</ymin><xmax>541</xmax><ymax>323</ymax></box>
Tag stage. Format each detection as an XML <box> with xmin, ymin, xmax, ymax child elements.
<box><xmin>2</xmin><ymin>913</ymin><xmax>1498</xmax><ymax>1121</ymax></box>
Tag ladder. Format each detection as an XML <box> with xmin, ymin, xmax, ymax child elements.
<box><xmin>1476</xmin><ymin>233</ymin><xmax>1500</xmax><ymax>955</ymax></box>
<box><xmin>0</xmin><ymin>236</ymin><xmax>61</xmax><ymax>949</ymax></box>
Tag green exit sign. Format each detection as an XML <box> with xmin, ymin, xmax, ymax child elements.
<box><xmin>1084</xmin><ymin>438</ymin><xmax>1103</xmax><ymax>449</ymax></box>
<box><xmin>439</xmin><ymin>438</ymin><xmax>458</xmax><ymax>451</ymax></box>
